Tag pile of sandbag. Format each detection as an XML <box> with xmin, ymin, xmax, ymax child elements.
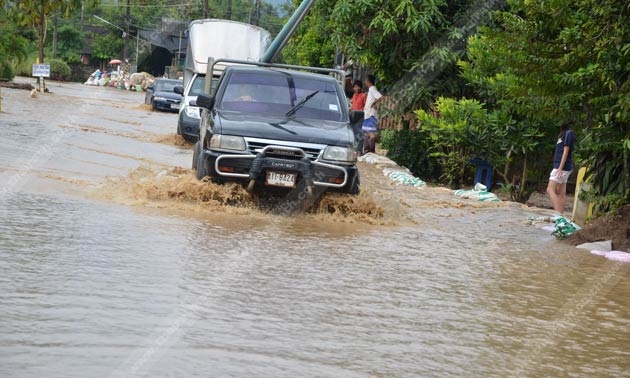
<box><xmin>382</xmin><ymin>167</ymin><xmax>426</xmax><ymax>187</ymax></box>
<box><xmin>453</xmin><ymin>183</ymin><xmax>500</xmax><ymax>202</ymax></box>
<box><xmin>359</xmin><ymin>153</ymin><xmax>426</xmax><ymax>188</ymax></box>
<box><xmin>84</xmin><ymin>69</ymin><xmax>103</xmax><ymax>86</ymax></box>
<box><xmin>129</xmin><ymin>72</ymin><xmax>155</xmax><ymax>91</ymax></box>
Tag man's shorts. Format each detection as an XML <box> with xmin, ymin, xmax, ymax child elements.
<box><xmin>362</xmin><ymin>116</ymin><xmax>378</xmax><ymax>132</ymax></box>
<box><xmin>549</xmin><ymin>169</ymin><xmax>571</xmax><ymax>184</ymax></box>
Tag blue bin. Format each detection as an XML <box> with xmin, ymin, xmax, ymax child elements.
<box><xmin>469</xmin><ymin>158</ymin><xmax>493</xmax><ymax>191</ymax></box>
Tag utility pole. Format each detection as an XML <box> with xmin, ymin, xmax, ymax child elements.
<box><xmin>252</xmin><ymin>0</ymin><xmax>261</xmax><ymax>26</ymax></box>
<box><xmin>123</xmin><ymin>0</ymin><xmax>130</xmax><ymax>64</ymax></box>
<box><xmin>135</xmin><ymin>31</ymin><xmax>139</xmax><ymax>74</ymax></box>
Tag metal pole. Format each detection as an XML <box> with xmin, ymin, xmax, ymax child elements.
<box><xmin>94</xmin><ymin>15</ymin><xmax>126</xmax><ymax>65</ymax></box>
<box><xmin>94</xmin><ymin>15</ymin><xmax>124</xmax><ymax>33</ymax></box>
<box><xmin>124</xmin><ymin>0</ymin><xmax>130</xmax><ymax>63</ymax></box>
<box><xmin>260</xmin><ymin>0</ymin><xmax>315</xmax><ymax>63</ymax></box>
<box><xmin>177</xmin><ymin>30</ymin><xmax>182</xmax><ymax>75</ymax></box>
<box><xmin>135</xmin><ymin>31</ymin><xmax>139</xmax><ymax>73</ymax></box>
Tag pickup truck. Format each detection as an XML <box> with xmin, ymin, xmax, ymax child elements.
<box><xmin>193</xmin><ymin>59</ymin><xmax>362</xmax><ymax>200</ymax></box>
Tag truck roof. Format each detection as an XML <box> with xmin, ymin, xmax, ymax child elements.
<box><xmin>187</xmin><ymin>19</ymin><xmax>272</xmax><ymax>74</ymax></box>
<box><xmin>225</xmin><ymin>65</ymin><xmax>340</xmax><ymax>81</ymax></box>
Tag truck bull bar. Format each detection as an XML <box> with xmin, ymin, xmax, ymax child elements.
<box><xmin>213</xmin><ymin>145</ymin><xmax>349</xmax><ymax>193</ymax></box>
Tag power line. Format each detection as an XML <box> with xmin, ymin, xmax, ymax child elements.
<box><xmin>97</xmin><ymin>0</ymin><xmax>200</xmax><ymax>7</ymax></box>
<box><xmin>99</xmin><ymin>3</ymin><xmax>193</xmax><ymax>8</ymax></box>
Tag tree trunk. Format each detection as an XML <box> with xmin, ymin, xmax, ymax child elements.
<box><xmin>518</xmin><ymin>154</ymin><xmax>529</xmax><ymax>203</ymax></box>
<box><xmin>226</xmin><ymin>0</ymin><xmax>232</xmax><ymax>20</ymax></box>
<box><xmin>501</xmin><ymin>147</ymin><xmax>512</xmax><ymax>184</ymax></box>
<box><xmin>38</xmin><ymin>0</ymin><xmax>45</xmax><ymax>64</ymax></box>
<box><xmin>252</xmin><ymin>0</ymin><xmax>261</xmax><ymax>26</ymax></box>
<box><xmin>52</xmin><ymin>13</ymin><xmax>58</xmax><ymax>59</ymax></box>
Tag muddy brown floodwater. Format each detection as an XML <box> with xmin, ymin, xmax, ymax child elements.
<box><xmin>1</xmin><ymin>79</ymin><xmax>629</xmax><ymax>378</ymax></box>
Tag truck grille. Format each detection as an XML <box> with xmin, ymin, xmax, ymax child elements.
<box><xmin>246</xmin><ymin>138</ymin><xmax>324</xmax><ymax>162</ymax></box>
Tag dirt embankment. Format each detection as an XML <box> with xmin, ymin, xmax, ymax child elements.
<box><xmin>564</xmin><ymin>205</ymin><xmax>630</xmax><ymax>252</ymax></box>
<box><xmin>0</xmin><ymin>81</ymin><xmax>35</xmax><ymax>90</ymax></box>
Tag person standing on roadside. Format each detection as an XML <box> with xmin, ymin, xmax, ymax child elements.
<box><xmin>362</xmin><ymin>74</ymin><xmax>383</xmax><ymax>154</ymax></box>
<box><xmin>350</xmin><ymin>80</ymin><xmax>367</xmax><ymax>154</ymax></box>
<box><xmin>547</xmin><ymin>123</ymin><xmax>576</xmax><ymax>214</ymax></box>
<box><xmin>351</xmin><ymin>80</ymin><xmax>366</xmax><ymax>111</ymax></box>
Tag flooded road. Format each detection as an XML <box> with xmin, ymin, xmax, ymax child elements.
<box><xmin>1</xmin><ymin>80</ymin><xmax>629</xmax><ymax>378</ymax></box>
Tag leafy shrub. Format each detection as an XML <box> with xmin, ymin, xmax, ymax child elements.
<box><xmin>0</xmin><ymin>61</ymin><xmax>14</xmax><ymax>80</ymax></box>
<box><xmin>14</xmin><ymin>59</ymin><xmax>35</xmax><ymax>77</ymax></box>
<box><xmin>415</xmin><ymin>97</ymin><xmax>491</xmax><ymax>188</ymax></box>
<box><xmin>49</xmin><ymin>59</ymin><xmax>71</xmax><ymax>81</ymax></box>
<box><xmin>380</xmin><ymin>128</ymin><xmax>439</xmax><ymax>182</ymax></box>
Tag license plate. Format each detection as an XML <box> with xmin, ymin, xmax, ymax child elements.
<box><xmin>266</xmin><ymin>171</ymin><xmax>296</xmax><ymax>187</ymax></box>
<box><xmin>171</xmin><ymin>103</ymin><xmax>180</xmax><ymax>109</ymax></box>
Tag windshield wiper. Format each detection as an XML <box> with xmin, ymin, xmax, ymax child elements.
<box><xmin>268</xmin><ymin>120</ymin><xmax>298</xmax><ymax>135</ymax></box>
<box><xmin>285</xmin><ymin>90</ymin><xmax>319</xmax><ymax>117</ymax></box>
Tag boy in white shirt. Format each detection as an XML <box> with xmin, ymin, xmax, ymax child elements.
<box><xmin>362</xmin><ymin>74</ymin><xmax>383</xmax><ymax>153</ymax></box>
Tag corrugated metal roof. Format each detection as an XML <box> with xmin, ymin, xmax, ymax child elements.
<box><xmin>139</xmin><ymin>30</ymin><xmax>187</xmax><ymax>53</ymax></box>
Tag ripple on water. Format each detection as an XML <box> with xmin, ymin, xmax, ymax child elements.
<box><xmin>2</xmin><ymin>119</ymin><xmax>630</xmax><ymax>377</ymax></box>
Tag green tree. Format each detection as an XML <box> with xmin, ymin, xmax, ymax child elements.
<box><xmin>6</xmin><ymin>0</ymin><xmax>86</xmax><ymax>64</ymax></box>
<box><xmin>256</xmin><ymin>2</ymin><xmax>283</xmax><ymax>36</ymax></box>
<box><xmin>281</xmin><ymin>0</ymin><xmax>335</xmax><ymax>68</ymax></box>
<box><xmin>88</xmin><ymin>0</ymin><xmax>283</xmax><ymax>70</ymax></box>
<box><xmin>571</xmin><ymin>1</ymin><xmax>630</xmax><ymax>213</ymax></box>
<box><xmin>324</xmin><ymin>0</ymin><xmax>505</xmax><ymax>111</ymax></box>
<box><xmin>461</xmin><ymin>0</ymin><xmax>629</xmax><ymax>212</ymax></box>
<box><xmin>90</xmin><ymin>32</ymin><xmax>125</xmax><ymax>61</ymax></box>
<box><xmin>0</xmin><ymin>13</ymin><xmax>29</xmax><ymax>80</ymax></box>
<box><xmin>280</xmin><ymin>0</ymin><xmax>507</xmax><ymax>114</ymax></box>
<box><xmin>415</xmin><ymin>97</ymin><xmax>495</xmax><ymax>188</ymax></box>
<box><xmin>47</xmin><ymin>23</ymin><xmax>83</xmax><ymax>63</ymax></box>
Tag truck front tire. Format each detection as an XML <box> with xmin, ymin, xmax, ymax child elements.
<box><xmin>196</xmin><ymin>146</ymin><xmax>208</xmax><ymax>180</ymax></box>
<box><xmin>347</xmin><ymin>173</ymin><xmax>360</xmax><ymax>195</ymax></box>
<box><xmin>192</xmin><ymin>141</ymin><xmax>201</xmax><ymax>170</ymax></box>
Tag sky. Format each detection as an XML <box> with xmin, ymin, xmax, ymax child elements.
<box><xmin>265</xmin><ymin>0</ymin><xmax>289</xmax><ymax>5</ymax></box>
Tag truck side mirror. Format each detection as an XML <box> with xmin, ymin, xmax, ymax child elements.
<box><xmin>196</xmin><ymin>94</ymin><xmax>215</xmax><ymax>109</ymax></box>
<box><xmin>174</xmin><ymin>85</ymin><xmax>184</xmax><ymax>95</ymax></box>
<box><xmin>349</xmin><ymin>110</ymin><xmax>364</xmax><ymax>124</ymax></box>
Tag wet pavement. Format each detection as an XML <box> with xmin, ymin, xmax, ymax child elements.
<box><xmin>1</xmin><ymin>79</ymin><xmax>629</xmax><ymax>378</ymax></box>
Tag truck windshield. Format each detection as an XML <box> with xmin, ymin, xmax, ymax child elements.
<box><xmin>219</xmin><ymin>71</ymin><xmax>344</xmax><ymax>122</ymax></box>
<box><xmin>189</xmin><ymin>76</ymin><xmax>206</xmax><ymax>96</ymax></box>
<box><xmin>189</xmin><ymin>76</ymin><xmax>220</xmax><ymax>97</ymax></box>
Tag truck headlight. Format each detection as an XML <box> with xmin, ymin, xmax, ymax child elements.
<box><xmin>209</xmin><ymin>135</ymin><xmax>246</xmax><ymax>151</ymax></box>
<box><xmin>185</xmin><ymin>106</ymin><xmax>201</xmax><ymax>119</ymax></box>
<box><xmin>322</xmin><ymin>146</ymin><xmax>356</xmax><ymax>162</ymax></box>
